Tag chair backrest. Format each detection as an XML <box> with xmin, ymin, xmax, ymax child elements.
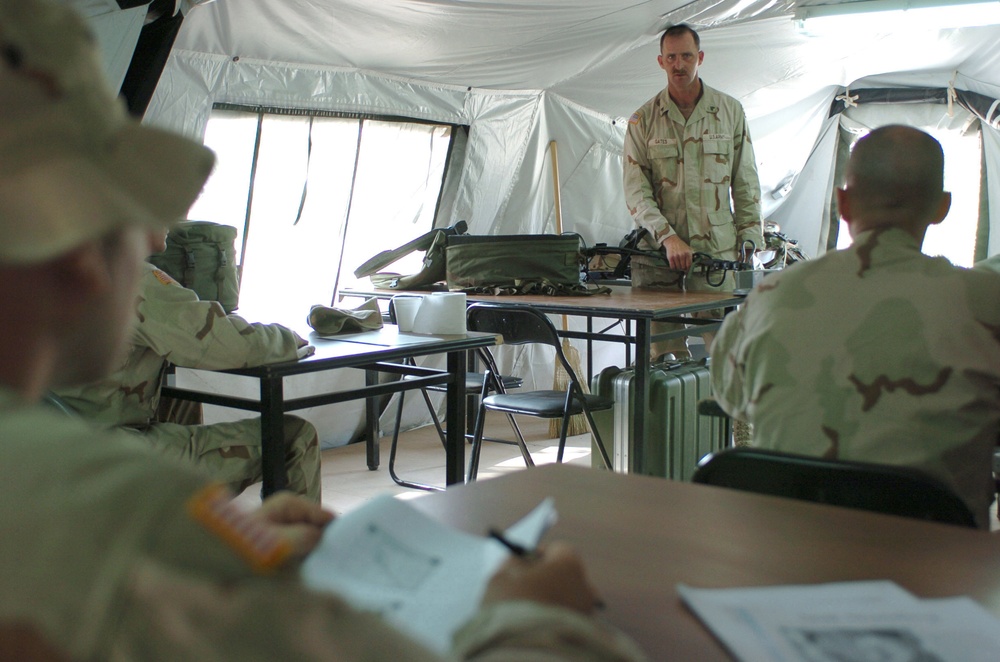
<box><xmin>465</xmin><ymin>303</ymin><xmax>582</xmax><ymax>389</ymax></box>
<box><xmin>467</xmin><ymin>303</ymin><xmax>559</xmax><ymax>348</ymax></box>
<box><xmin>692</xmin><ymin>447</ymin><xmax>978</xmax><ymax>528</ymax></box>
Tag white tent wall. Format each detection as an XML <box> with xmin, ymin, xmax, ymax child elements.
<box><xmin>985</xmin><ymin>128</ymin><xmax>1000</xmax><ymax>257</ymax></box>
<box><xmin>146</xmin><ymin>49</ymin><xmax>631</xmax><ymax>444</ymax></box>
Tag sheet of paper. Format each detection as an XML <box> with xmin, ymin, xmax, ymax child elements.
<box><xmin>301</xmin><ymin>494</ymin><xmax>556</xmax><ymax>654</ymax></box>
<box><xmin>679</xmin><ymin>581</ymin><xmax>1000</xmax><ymax>662</ymax></box>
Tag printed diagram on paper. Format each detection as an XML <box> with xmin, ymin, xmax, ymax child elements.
<box><xmin>302</xmin><ymin>494</ymin><xmax>556</xmax><ymax>653</ymax></box>
<box><xmin>678</xmin><ymin>580</ymin><xmax>1000</xmax><ymax>662</ymax></box>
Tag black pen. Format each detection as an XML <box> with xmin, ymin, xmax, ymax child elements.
<box><xmin>488</xmin><ymin>528</ymin><xmax>606</xmax><ymax>611</ymax></box>
<box><xmin>488</xmin><ymin>528</ymin><xmax>538</xmax><ymax>559</ymax></box>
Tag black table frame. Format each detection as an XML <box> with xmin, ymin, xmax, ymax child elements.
<box><xmin>342</xmin><ymin>286</ymin><xmax>743</xmax><ymax>474</ymax></box>
<box><xmin>162</xmin><ymin>330</ymin><xmax>498</xmax><ymax>496</ymax></box>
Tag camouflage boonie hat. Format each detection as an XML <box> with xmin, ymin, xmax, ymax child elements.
<box><xmin>0</xmin><ymin>0</ymin><xmax>215</xmax><ymax>264</ymax></box>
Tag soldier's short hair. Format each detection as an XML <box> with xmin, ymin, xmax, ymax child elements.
<box><xmin>661</xmin><ymin>24</ymin><xmax>701</xmax><ymax>52</ymax></box>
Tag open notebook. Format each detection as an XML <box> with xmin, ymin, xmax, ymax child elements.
<box><xmin>679</xmin><ymin>580</ymin><xmax>1000</xmax><ymax>662</ymax></box>
<box><xmin>301</xmin><ymin>494</ymin><xmax>556</xmax><ymax>654</ymax></box>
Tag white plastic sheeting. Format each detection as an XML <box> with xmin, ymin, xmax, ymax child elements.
<box><xmin>70</xmin><ymin>0</ymin><xmax>1000</xmax><ymax>446</ymax></box>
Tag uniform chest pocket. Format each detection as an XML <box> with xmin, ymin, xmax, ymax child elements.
<box><xmin>647</xmin><ymin>143</ymin><xmax>680</xmax><ymax>183</ymax></box>
<box><xmin>702</xmin><ymin>140</ymin><xmax>731</xmax><ymax>180</ymax></box>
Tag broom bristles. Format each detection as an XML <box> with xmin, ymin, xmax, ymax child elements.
<box><xmin>549</xmin><ymin>338</ymin><xmax>591</xmax><ymax>438</ymax></box>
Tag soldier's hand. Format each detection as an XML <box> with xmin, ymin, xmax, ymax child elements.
<box><xmin>482</xmin><ymin>541</ymin><xmax>603</xmax><ymax>615</ymax></box>
<box><xmin>662</xmin><ymin>235</ymin><xmax>693</xmax><ymax>271</ymax></box>
<box><xmin>256</xmin><ymin>492</ymin><xmax>334</xmax><ymax>559</ymax></box>
<box><xmin>293</xmin><ymin>332</ymin><xmax>315</xmax><ymax>359</ymax></box>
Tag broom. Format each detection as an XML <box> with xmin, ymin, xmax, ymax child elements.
<box><xmin>547</xmin><ymin>140</ymin><xmax>591</xmax><ymax>439</ymax></box>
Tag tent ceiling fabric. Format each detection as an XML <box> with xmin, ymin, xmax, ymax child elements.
<box><xmin>156</xmin><ymin>0</ymin><xmax>1000</xmax><ymax>259</ymax></box>
<box><xmin>174</xmin><ymin>0</ymin><xmax>1000</xmax><ymax>121</ymax></box>
<box><xmin>176</xmin><ymin>0</ymin><xmax>670</xmax><ymax>120</ymax></box>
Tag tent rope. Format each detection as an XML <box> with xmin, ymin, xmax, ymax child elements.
<box><xmin>948</xmin><ymin>73</ymin><xmax>958</xmax><ymax>117</ymax></box>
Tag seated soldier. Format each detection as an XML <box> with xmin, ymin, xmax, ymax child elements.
<box><xmin>710</xmin><ymin>125</ymin><xmax>1000</xmax><ymax>529</ymax></box>
<box><xmin>0</xmin><ymin>2</ymin><xmax>644</xmax><ymax>660</ymax></box>
<box><xmin>56</xmin><ymin>232</ymin><xmax>322</xmax><ymax>502</ymax></box>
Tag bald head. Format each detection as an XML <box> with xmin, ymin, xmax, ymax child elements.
<box><xmin>840</xmin><ymin>126</ymin><xmax>950</xmax><ymax>239</ymax></box>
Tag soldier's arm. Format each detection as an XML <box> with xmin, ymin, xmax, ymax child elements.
<box><xmin>135</xmin><ymin>267</ymin><xmax>306</xmax><ymax>371</ymax></box>
<box><xmin>729</xmin><ymin>107</ymin><xmax>764</xmax><ymax>251</ymax></box>
<box><xmin>623</xmin><ymin>115</ymin><xmax>676</xmax><ymax>245</ymax></box>
<box><xmin>708</xmin><ymin>305</ymin><xmax>751</xmax><ymax>421</ymax></box>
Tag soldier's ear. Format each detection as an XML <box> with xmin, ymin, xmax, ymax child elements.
<box><xmin>929</xmin><ymin>191</ymin><xmax>951</xmax><ymax>226</ymax></box>
<box><xmin>835</xmin><ymin>187</ymin><xmax>852</xmax><ymax>222</ymax></box>
<box><xmin>50</xmin><ymin>240</ymin><xmax>113</xmax><ymax>317</ymax></box>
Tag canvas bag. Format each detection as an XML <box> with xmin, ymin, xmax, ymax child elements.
<box><xmin>148</xmin><ymin>221</ymin><xmax>241</xmax><ymax>312</ymax></box>
<box><xmin>445</xmin><ymin>233</ymin><xmax>605</xmax><ymax>295</ymax></box>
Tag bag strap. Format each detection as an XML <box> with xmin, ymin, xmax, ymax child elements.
<box><xmin>461</xmin><ymin>278</ymin><xmax>611</xmax><ymax>297</ymax></box>
<box><xmin>214</xmin><ymin>242</ymin><xmax>230</xmax><ymax>300</ymax></box>
<box><xmin>182</xmin><ymin>247</ymin><xmax>196</xmax><ymax>290</ymax></box>
<box><xmin>353</xmin><ymin>220</ymin><xmax>467</xmax><ymax>278</ymax></box>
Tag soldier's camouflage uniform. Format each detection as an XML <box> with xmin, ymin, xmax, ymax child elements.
<box><xmin>0</xmin><ymin>392</ymin><xmax>647</xmax><ymax>661</ymax></box>
<box><xmin>975</xmin><ymin>253</ymin><xmax>1000</xmax><ymax>274</ymax></box>
<box><xmin>57</xmin><ymin>262</ymin><xmax>321</xmax><ymax>501</ymax></box>
<box><xmin>623</xmin><ymin>83</ymin><xmax>763</xmax><ymax>357</ymax></box>
<box><xmin>710</xmin><ymin>227</ymin><xmax>1000</xmax><ymax>528</ymax></box>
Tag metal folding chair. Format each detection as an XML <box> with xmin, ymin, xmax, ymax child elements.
<box><xmin>386</xmin><ymin>299</ymin><xmax>525</xmax><ymax>491</ymax></box>
<box><xmin>465</xmin><ymin>303</ymin><xmax>614</xmax><ymax>481</ymax></box>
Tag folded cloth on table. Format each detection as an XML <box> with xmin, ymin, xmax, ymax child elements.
<box><xmin>308</xmin><ymin>298</ymin><xmax>383</xmax><ymax>335</ymax></box>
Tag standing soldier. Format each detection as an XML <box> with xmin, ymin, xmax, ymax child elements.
<box><xmin>623</xmin><ymin>23</ymin><xmax>763</xmax><ymax>360</ymax></box>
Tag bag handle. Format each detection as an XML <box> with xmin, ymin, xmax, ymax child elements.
<box><xmin>353</xmin><ymin>220</ymin><xmax>467</xmax><ymax>278</ymax></box>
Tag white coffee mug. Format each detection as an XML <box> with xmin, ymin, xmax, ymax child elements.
<box><xmin>392</xmin><ymin>296</ymin><xmax>422</xmax><ymax>332</ymax></box>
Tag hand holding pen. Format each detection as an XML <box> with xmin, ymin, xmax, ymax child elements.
<box><xmin>488</xmin><ymin>528</ymin><xmax>540</xmax><ymax>559</ymax></box>
<box><xmin>481</xmin><ymin>536</ymin><xmax>605</xmax><ymax>615</ymax></box>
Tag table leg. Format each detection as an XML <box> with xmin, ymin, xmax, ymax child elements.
<box><xmin>365</xmin><ymin>368</ymin><xmax>380</xmax><ymax>471</ymax></box>
<box><xmin>586</xmin><ymin>317</ymin><xmax>594</xmax><ymax>384</ymax></box>
<box><xmin>466</xmin><ymin>349</ymin><xmax>478</xmax><ymax>435</ymax></box>
<box><xmin>445</xmin><ymin>349</ymin><xmax>467</xmax><ymax>485</ymax></box>
<box><xmin>260</xmin><ymin>377</ymin><xmax>288</xmax><ymax>497</ymax></box>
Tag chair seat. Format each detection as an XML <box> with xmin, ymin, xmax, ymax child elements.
<box><xmin>483</xmin><ymin>390</ymin><xmax>614</xmax><ymax>418</ymax></box>
<box><xmin>402</xmin><ymin>372</ymin><xmax>523</xmax><ymax>392</ymax></box>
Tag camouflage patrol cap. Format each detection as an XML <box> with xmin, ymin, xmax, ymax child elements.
<box><xmin>0</xmin><ymin>0</ymin><xmax>215</xmax><ymax>264</ymax></box>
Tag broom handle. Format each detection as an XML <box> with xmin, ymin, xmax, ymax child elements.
<box><xmin>549</xmin><ymin>140</ymin><xmax>570</xmax><ymax>332</ymax></box>
<box><xmin>550</xmin><ymin>140</ymin><xmax>563</xmax><ymax>235</ymax></box>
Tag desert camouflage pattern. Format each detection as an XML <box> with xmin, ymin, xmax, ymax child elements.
<box><xmin>624</xmin><ymin>83</ymin><xmax>762</xmax><ymax>358</ymax></box>
<box><xmin>0</xmin><ymin>392</ymin><xmax>646</xmax><ymax>662</ymax></box>
<box><xmin>710</xmin><ymin>228</ymin><xmax>1000</xmax><ymax>528</ymax></box>
<box><xmin>623</xmin><ymin>83</ymin><xmax>763</xmax><ymax>259</ymax></box>
<box><xmin>57</xmin><ymin>262</ymin><xmax>320</xmax><ymax>500</ymax></box>
<box><xmin>975</xmin><ymin>253</ymin><xmax>1000</xmax><ymax>274</ymax></box>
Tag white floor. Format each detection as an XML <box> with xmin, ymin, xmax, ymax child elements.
<box><xmin>234</xmin><ymin>413</ymin><xmax>595</xmax><ymax>515</ymax></box>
